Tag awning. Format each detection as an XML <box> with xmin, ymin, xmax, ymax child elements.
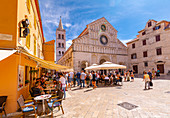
<box><xmin>21</xmin><ymin>51</ymin><xmax>69</xmax><ymax>71</ymax></box>
<box><xmin>0</xmin><ymin>50</ymin><xmax>17</xmax><ymax>61</ymax></box>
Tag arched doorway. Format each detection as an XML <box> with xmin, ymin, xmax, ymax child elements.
<box><xmin>80</xmin><ymin>61</ymin><xmax>88</xmax><ymax>71</ymax></box>
<box><xmin>99</xmin><ymin>59</ymin><xmax>106</xmax><ymax>64</ymax></box>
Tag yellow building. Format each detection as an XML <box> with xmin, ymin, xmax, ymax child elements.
<box><xmin>43</xmin><ymin>40</ymin><xmax>55</xmax><ymax>62</ymax></box>
<box><xmin>0</xmin><ymin>0</ymin><xmax>66</xmax><ymax>114</ymax></box>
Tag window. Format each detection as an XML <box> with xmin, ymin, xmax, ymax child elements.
<box><xmin>26</xmin><ymin>30</ymin><xmax>30</xmax><ymax>48</ymax></box>
<box><xmin>59</xmin><ymin>51</ymin><xmax>61</xmax><ymax>56</ymax></box>
<box><xmin>142</xmin><ymin>31</ymin><xmax>146</xmax><ymax>35</ymax></box>
<box><xmin>58</xmin><ymin>43</ymin><xmax>61</xmax><ymax>47</ymax></box>
<box><xmin>34</xmin><ymin>14</ymin><xmax>36</xmax><ymax>29</ymax></box>
<box><xmin>148</xmin><ymin>21</ymin><xmax>152</xmax><ymax>27</ymax></box>
<box><xmin>144</xmin><ymin>62</ymin><xmax>148</xmax><ymax>67</ymax></box>
<box><xmin>153</xmin><ymin>25</ymin><xmax>161</xmax><ymax>30</ymax></box>
<box><xmin>62</xmin><ymin>43</ymin><xmax>64</xmax><ymax>48</ymax></box>
<box><xmin>143</xmin><ymin>51</ymin><xmax>147</xmax><ymax>57</ymax></box>
<box><xmin>27</xmin><ymin>0</ymin><xmax>31</xmax><ymax>14</ymax></box>
<box><xmin>62</xmin><ymin>51</ymin><xmax>64</xmax><ymax>55</ymax></box>
<box><xmin>58</xmin><ymin>34</ymin><xmax>61</xmax><ymax>39</ymax></box>
<box><xmin>156</xmin><ymin>35</ymin><xmax>160</xmax><ymax>42</ymax></box>
<box><xmin>131</xmin><ymin>53</ymin><xmax>137</xmax><ymax>59</ymax></box>
<box><xmin>62</xmin><ymin>35</ymin><xmax>64</xmax><ymax>39</ymax></box>
<box><xmin>156</xmin><ymin>48</ymin><xmax>162</xmax><ymax>55</ymax></box>
<box><xmin>34</xmin><ymin>36</ymin><xmax>36</xmax><ymax>55</ymax></box>
<box><xmin>132</xmin><ymin>43</ymin><xmax>135</xmax><ymax>49</ymax></box>
<box><xmin>143</xmin><ymin>40</ymin><xmax>146</xmax><ymax>45</ymax></box>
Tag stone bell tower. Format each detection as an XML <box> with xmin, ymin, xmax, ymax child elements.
<box><xmin>56</xmin><ymin>16</ymin><xmax>66</xmax><ymax>63</ymax></box>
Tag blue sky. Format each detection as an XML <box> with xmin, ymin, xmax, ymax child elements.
<box><xmin>39</xmin><ymin>0</ymin><xmax>170</xmax><ymax>49</ymax></box>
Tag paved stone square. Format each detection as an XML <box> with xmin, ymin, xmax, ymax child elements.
<box><xmin>53</xmin><ymin>78</ymin><xmax>170</xmax><ymax>118</ymax></box>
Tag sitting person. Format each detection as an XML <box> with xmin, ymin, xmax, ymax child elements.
<box><xmin>31</xmin><ymin>82</ymin><xmax>44</xmax><ymax>97</ymax></box>
<box><xmin>40</xmin><ymin>78</ymin><xmax>47</xmax><ymax>89</ymax></box>
<box><xmin>104</xmin><ymin>75</ymin><xmax>110</xmax><ymax>86</ymax></box>
<box><xmin>36</xmin><ymin>81</ymin><xmax>45</xmax><ymax>94</ymax></box>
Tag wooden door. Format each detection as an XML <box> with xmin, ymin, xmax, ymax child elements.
<box><xmin>133</xmin><ymin>65</ymin><xmax>138</xmax><ymax>74</ymax></box>
<box><xmin>157</xmin><ymin>64</ymin><xmax>164</xmax><ymax>73</ymax></box>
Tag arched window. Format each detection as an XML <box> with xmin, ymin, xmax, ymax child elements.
<box><xmin>62</xmin><ymin>43</ymin><xmax>64</xmax><ymax>47</ymax></box>
<box><xmin>58</xmin><ymin>34</ymin><xmax>61</xmax><ymax>39</ymax></box>
<box><xmin>58</xmin><ymin>43</ymin><xmax>61</xmax><ymax>47</ymax></box>
<box><xmin>59</xmin><ymin>51</ymin><xmax>61</xmax><ymax>56</ymax></box>
<box><xmin>62</xmin><ymin>35</ymin><xmax>64</xmax><ymax>39</ymax></box>
<box><xmin>62</xmin><ymin>51</ymin><xmax>64</xmax><ymax>55</ymax></box>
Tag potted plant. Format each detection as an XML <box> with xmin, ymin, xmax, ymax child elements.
<box><xmin>25</xmin><ymin>80</ymin><xmax>30</xmax><ymax>85</ymax></box>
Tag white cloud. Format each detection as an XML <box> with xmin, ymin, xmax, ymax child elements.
<box><xmin>66</xmin><ymin>40</ymin><xmax>73</xmax><ymax>50</ymax></box>
<box><xmin>65</xmin><ymin>23</ymin><xmax>72</xmax><ymax>28</ymax></box>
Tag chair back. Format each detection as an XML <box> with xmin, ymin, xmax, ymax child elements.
<box><xmin>57</xmin><ymin>90</ymin><xmax>64</xmax><ymax>99</ymax></box>
<box><xmin>0</xmin><ymin>96</ymin><xmax>7</xmax><ymax>107</ymax></box>
<box><xmin>17</xmin><ymin>96</ymin><xmax>25</xmax><ymax>111</ymax></box>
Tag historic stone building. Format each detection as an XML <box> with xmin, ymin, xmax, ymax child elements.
<box><xmin>58</xmin><ymin>17</ymin><xmax>128</xmax><ymax>72</ymax></box>
<box><xmin>127</xmin><ymin>19</ymin><xmax>170</xmax><ymax>74</ymax></box>
<box><xmin>56</xmin><ymin>17</ymin><xmax>66</xmax><ymax>62</ymax></box>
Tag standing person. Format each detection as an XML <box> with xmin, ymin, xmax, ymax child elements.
<box><xmin>59</xmin><ymin>73</ymin><xmax>66</xmax><ymax>99</ymax></box>
<box><xmin>85</xmin><ymin>72</ymin><xmax>90</xmax><ymax>88</ymax></box>
<box><xmin>89</xmin><ymin>72</ymin><xmax>92</xmax><ymax>87</ymax></box>
<box><xmin>152</xmin><ymin>68</ymin><xmax>156</xmax><ymax>79</ymax></box>
<box><xmin>131</xmin><ymin>72</ymin><xmax>134</xmax><ymax>82</ymax></box>
<box><xmin>104</xmin><ymin>75</ymin><xmax>110</xmax><ymax>86</ymax></box>
<box><xmin>76</xmin><ymin>71</ymin><xmax>81</xmax><ymax>86</ymax></box>
<box><xmin>156</xmin><ymin>69</ymin><xmax>160</xmax><ymax>78</ymax></box>
<box><xmin>95</xmin><ymin>72</ymin><xmax>99</xmax><ymax>86</ymax></box>
<box><xmin>126</xmin><ymin>71</ymin><xmax>130</xmax><ymax>81</ymax></box>
<box><xmin>143</xmin><ymin>71</ymin><xmax>150</xmax><ymax>90</ymax></box>
<box><xmin>124</xmin><ymin>71</ymin><xmax>127</xmax><ymax>81</ymax></box>
<box><xmin>69</xmin><ymin>71</ymin><xmax>74</xmax><ymax>87</ymax></box>
<box><xmin>73</xmin><ymin>72</ymin><xmax>76</xmax><ymax>87</ymax></box>
<box><xmin>148</xmin><ymin>70</ymin><xmax>153</xmax><ymax>88</ymax></box>
<box><xmin>80</xmin><ymin>71</ymin><xmax>86</xmax><ymax>88</ymax></box>
<box><xmin>92</xmin><ymin>71</ymin><xmax>97</xmax><ymax>89</ymax></box>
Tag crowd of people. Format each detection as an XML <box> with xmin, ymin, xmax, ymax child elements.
<box><xmin>29</xmin><ymin>68</ymin><xmax>159</xmax><ymax>100</ymax></box>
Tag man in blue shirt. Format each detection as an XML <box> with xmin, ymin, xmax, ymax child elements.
<box><xmin>76</xmin><ymin>71</ymin><xmax>81</xmax><ymax>86</ymax></box>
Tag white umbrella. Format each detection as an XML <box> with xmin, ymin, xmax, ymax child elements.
<box><xmin>85</xmin><ymin>64</ymin><xmax>99</xmax><ymax>70</ymax></box>
<box><xmin>60</xmin><ymin>68</ymin><xmax>74</xmax><ymax>72</ymax></box>
<box><xmin>98</xmin><ymin>61</ymin><xmax>126</xmax><ymax>69</ymax></box>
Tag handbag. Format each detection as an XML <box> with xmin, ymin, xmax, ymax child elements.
<box><xmin>149</xmin><ymin>81</ymin><xmax>153</xmax><ymax>86</ymax></box>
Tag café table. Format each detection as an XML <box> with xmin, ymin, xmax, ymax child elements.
<box><xmin>34</xmin><ymin>94</ymin><xmax>51</xmax><ymax>114</ymax></box>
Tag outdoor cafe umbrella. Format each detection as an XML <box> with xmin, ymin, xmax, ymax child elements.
<box><xmin>85</xmin><ymin>64</ymin><xmax>99</xmax><ymax>70</ymax></box>
<box><xmin>97</xmin><ymin>61</ymin><xmax>126</xmax><ymax>70</ymax></box>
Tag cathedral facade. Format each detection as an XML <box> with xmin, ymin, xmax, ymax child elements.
<box><xmin>58</xmin><ymin>17</ymin><xmax>128</xmax><ymax>72</ymax></box>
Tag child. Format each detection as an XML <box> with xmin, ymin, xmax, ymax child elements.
<box><xmin>131</xmin><ymin>72</ymin><xmax>134</xmax><ymax>82</ymax></box>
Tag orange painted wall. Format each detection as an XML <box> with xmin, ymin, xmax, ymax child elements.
<box><xmin>0</xmin><ymin>53</ymin><xmax>37</xmax><ymax>113</ymax></box>
<box><xmin>0</xmin><ymin>0</ymin><xmax>17</xmax><ymax>48</ymax></box>
<box><xmin>0</xmin><ymin>54</ymin><xmax>18</xmax><ymax>113</ymax></box>
<box><xmin>43</xmin><ymin>40</ymin><xmax>55</xmax><ymax>62</ymax></box>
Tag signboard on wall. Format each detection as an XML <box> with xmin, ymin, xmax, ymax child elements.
<box><xmin>0</xmin><ymin>33</ymin><xmax>12</xmax><ymax>41</ymax></box>
<box><xmin>18</xmin><ymin>65</ymin><xmax>24</xmax><ymax>91</ymax></box>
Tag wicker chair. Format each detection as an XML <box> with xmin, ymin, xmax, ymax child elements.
<box><xmin>17</xmin><ymin>95</ymin><xmax>38</xmax><ymax>118</ymax></box>
<box><xmin>0</xmin><ymin>96</ymin><xmax>7</xmax><ymax>118</ymax></box>
<box><xmin>47</xmin><ymin>90</ymin><xmax>64</xmax><ymax>118</ymax></box>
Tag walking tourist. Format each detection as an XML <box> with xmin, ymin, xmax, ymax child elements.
<box><xmin>59</xmin><ymin>73</ymin><xmax>66</xmax><ymax>99</ymax></box>
<box><xmin>76</xmin><ymin>71</ymin><xmax>81</xmax><ymax>86</ymax></box>
<box><xmin>69</xmin><ymin>71</ymin><xmax>74</xmax><ymax>86</ymax></box>
<box><xmin>143</xmin><ymin>71</ymin><xmax>150</xmax><ymax>90</ymax></box>
<box><xmin>148</xmin><ymin>70</ymin><xmax>153</xmax><ymax>88</ymax></box>
<box><xmin>85</xmin><ymin>72</ymin><xmax>90</xmax><ymax>88</ymax></box>
<box><xmin>92</xmin><ymin>71</ymin><xmax>97</xmax><ymax>89</ymax></box>
<box><xmin>156</xmin><ymin>69</ymin><xmax>160</xmax><ymax>78</ymax></box>
<box><xmin>131</xmin><ymin>72</ymin><xmax>134</xmax><ymax>82</ymax></box>
<box><xmin>80</xmin><ymin>70</ymin><xmax>86</xmax><ymax>88</ymax></box>
<box><xmin>152</xmin><ymin>68</ymin><xmax>156</xmax><ymax>79</ymax></box>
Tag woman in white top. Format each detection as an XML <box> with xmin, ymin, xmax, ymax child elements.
<box><xmin>104</xmin><ymin>75</ymin><xmax>110</xmax><ymax>86</ymax></box>
<box><xmin>59</xmin><ymin>73</ymin><xmax>66</xmax><ymax>99</ymax></box>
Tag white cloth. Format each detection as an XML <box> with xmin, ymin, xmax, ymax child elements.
<box><xmin>89</xmin><ymin>73</ymin><xmax>92</xmax><ymax>80</ymax></box>
<box><xmin>60</xmin><ymin>77</ymin><xmax>66</xmax><ymax>87</ymax></box>
<box><xmin>81</xmin><ymin>72</ymin><xmax>86</xmax><ymax>80</ymax></box>
<box><xmin>105</xmin><ymin>77</ymin><xmax>109</xmax><ymax>80</ymax></box>
<box><xmin>69</xmin><ymin>72</ymin><xmax>74</xmax><ymax>78</ymax></box>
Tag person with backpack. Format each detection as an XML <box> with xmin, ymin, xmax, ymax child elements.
<box><xmin>92</xmin><ymin>71</ymin><xmax>97</xmax><ymax>89</ymax></box>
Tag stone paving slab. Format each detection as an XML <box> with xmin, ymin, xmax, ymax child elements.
<box><xmin>53</xmin><ymin>78</ymin><xmax>170</xmax><ymax>118</ymax></box>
